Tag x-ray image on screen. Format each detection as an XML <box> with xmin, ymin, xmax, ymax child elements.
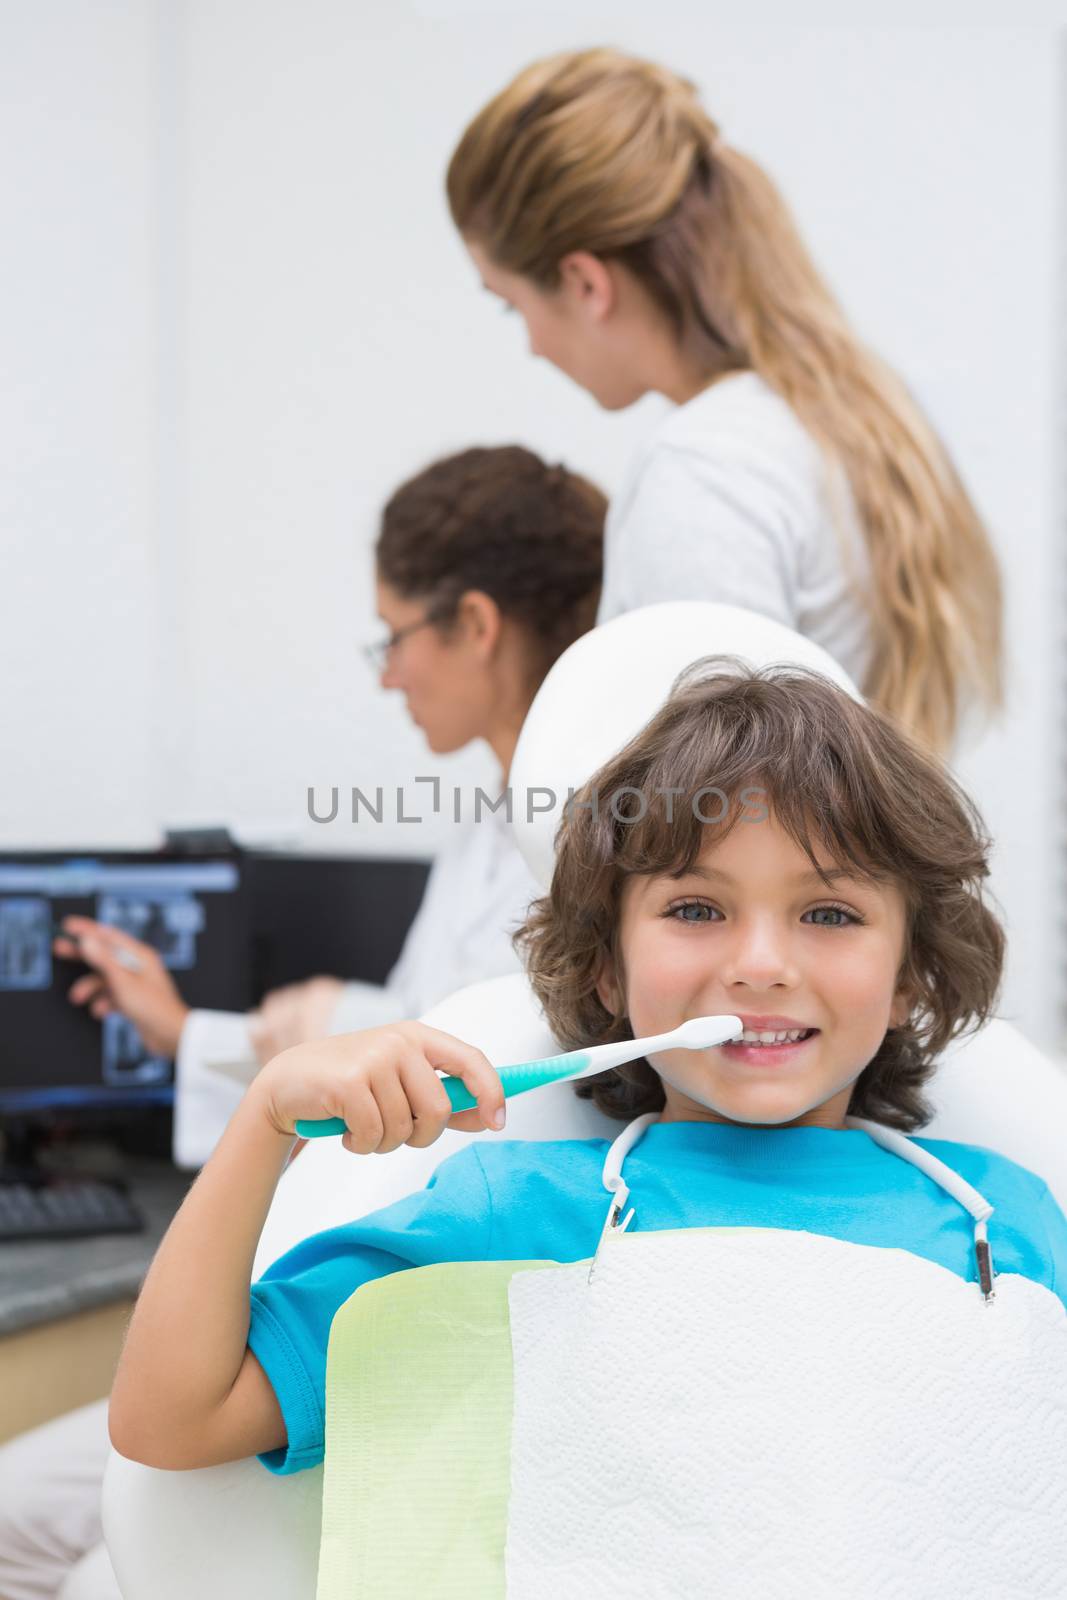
<box><xmin>0</xmin><ymin>897</ymin><xmax>53</xmax><ymax>991</ymax></box>
<box><xmin>101</xmin><ymin>1012</ymin><xmax>170</xmax><ymax>1087</ymax></box>
<box><xmin>0</xmin><ymin>855</ymin><xmax>247</xmax><ymax>1114</ymax></box>
<box><xmin>96</xmin><ymin>892</ymin><xmax>205</xmax><ymax>971</ymax></box>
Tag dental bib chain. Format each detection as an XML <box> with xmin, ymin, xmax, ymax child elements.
<box><xmin>588</xmin><ymin>1112</ymin><xmax>998</xmax><ymax>1302</ymax></box>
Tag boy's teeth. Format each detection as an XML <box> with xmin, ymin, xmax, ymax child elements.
<box><xmin>738</xmin><ymin>1028</ymin><xmax>811</xmax><ymax>1045</ymax></box>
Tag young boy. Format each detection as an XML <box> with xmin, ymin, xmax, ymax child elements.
<box><xmin>108</xmin><ymin>663</ymin><xmax>1067</xmax><ymax>1590</ymax></box>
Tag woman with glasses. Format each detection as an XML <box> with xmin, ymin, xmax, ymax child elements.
<box><xmin>50</xmin><ymin>445</ymin><xmax>605</xmax><ymax>1173</ymax></box>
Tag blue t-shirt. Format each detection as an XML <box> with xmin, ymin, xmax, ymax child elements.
<box><xmin>248</xmin><ymin>1121</ymin><xmax>1067</xmax><ymax>1475</ymax></box>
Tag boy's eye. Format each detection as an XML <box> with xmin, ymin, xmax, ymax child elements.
<box><xmin>802</xmin><ymin>904</ymin><xmax>861</xmax><ymax>928</ymax></box>
<box><xmin>667</xmin><ymin>900</ymin><xmax>718</xmax><ymax>923</ymax></box>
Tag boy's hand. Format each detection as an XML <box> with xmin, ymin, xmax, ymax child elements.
<box><xmin>251</xmin><ymin>1021</ymin><xmax>506</xmax><ymax>1152</ymax></box>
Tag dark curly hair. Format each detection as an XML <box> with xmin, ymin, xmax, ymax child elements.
<box><xmin>516</xmin><ymin>659</ymin><xmax>1005</xmax><ymax>1132</ymax></box>
<box><xmin>376</xmin><ymin>445</ymin><xmax>606</xmax><ymax>685</ymax></box>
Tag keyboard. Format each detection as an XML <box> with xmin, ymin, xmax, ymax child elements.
<box><xmin>0</xmin><ymin>1176</ymin><xmax>144</xmax><ymax>1241</ymax></box>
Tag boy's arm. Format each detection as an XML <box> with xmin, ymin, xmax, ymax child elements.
<box><xmin>109</xmin><ymin>1092</ymin><xmax>294</xmax><ymax>1469</ymax></box>
<box><xmin>108</xmin><ymin>1022</ymin><xmax>503</xmax><ymax>1471</ymax></box>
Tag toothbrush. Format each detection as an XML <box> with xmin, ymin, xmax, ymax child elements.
<box><xmin>293</xmin><ymin>1014</ymin><xmax>744</xmax><ymax>1136</ymax></box>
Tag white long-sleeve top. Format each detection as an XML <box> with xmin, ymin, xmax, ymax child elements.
<box><xmin>172</xmin><ymin>806</ymin><xmax>541</xmax><ymax>1168</ymax></box>
<box><xmin>598</xmin><ymin>371</ymin><xmax>874</xmax><ymax>692</ymax></box>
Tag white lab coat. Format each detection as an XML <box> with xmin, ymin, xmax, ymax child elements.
<box><xmin>172</xmin><ymin>807</ymin><xmax>541</xmax><ymax>1168</ymax></box>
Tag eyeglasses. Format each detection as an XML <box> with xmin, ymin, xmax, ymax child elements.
<box><xmin>362</xmin><ymin>612</ymin><xmax>443</xmax><ymax>673</ymax></box>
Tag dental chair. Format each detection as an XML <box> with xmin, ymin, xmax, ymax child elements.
<box><xmin>102</xmin><ymin>604</ymin><xmax>1067</xmax><ymax>1599</ymax></box>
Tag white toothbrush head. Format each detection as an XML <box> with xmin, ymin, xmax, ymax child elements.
<box><xmin>670</xmin><ymin>1015</ymin><xmax>744</xmax><ymax>1050</ymax></box>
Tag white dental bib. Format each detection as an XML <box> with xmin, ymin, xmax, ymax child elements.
<box><xmin>317</xmin><ymin>1115</ymin><xmax>1067</xmax><ymax>1599</ymax></box>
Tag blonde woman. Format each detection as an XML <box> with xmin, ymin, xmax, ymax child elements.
<box><xmin>447</xmin><ymin>47</ymin><xmax>1003</xmax><ymax>756</ymax></box>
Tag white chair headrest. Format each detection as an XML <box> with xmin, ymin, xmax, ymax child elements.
<box><xmin>510</xmin><ymin>602</ymin><xmax>862</xmax><ymax>889</ymax></box>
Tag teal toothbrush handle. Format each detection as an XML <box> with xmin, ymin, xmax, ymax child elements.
<box><xmin>442</xmin><ymin>1052</ymin><xmax>590</xmax><ymax>1113</ymax></box>
<box><xmin>294</xmin><ymin>1051</ymin><xmax>590</xmax><ymax>1136</ymax></box>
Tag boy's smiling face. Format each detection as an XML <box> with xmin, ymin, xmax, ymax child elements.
<box><xmin>597</xmin><ymin>809</ymin><xmax>914</xmax><ymax>1130</ymax></box>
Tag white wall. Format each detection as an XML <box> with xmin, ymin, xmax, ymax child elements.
<box><xmin>1</xmin><ymin>0</ymin><xmax>158</xmax><ymax>844</ymax></box>
<box><xmin>3</xmin><ymin>2</ymin><xmax>1066</xmax><ymax>1048</ymax></box>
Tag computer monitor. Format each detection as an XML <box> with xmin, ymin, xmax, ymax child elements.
<box><xmin>245</xmin><ymin>852</ymin><xmax>431</xmax><ymax>995</ymax></box>
<box><xmin>0</xmin><ymin>852</ymin><xmax>251</xmax><ymax>1119</ymax></box>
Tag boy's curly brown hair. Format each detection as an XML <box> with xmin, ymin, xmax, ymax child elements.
<box><xmin>515</xmin><ymin>660</ymin><xmax>1005</xmax><ymax>1132</ymax></box>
